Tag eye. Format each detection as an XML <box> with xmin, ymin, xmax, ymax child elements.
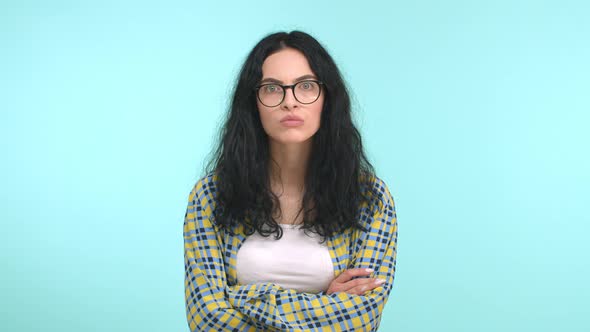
<box><xmin>263</xmin><ymin>84</ymin><xmax>280</xmax><ymax>93</ymax></box>
<box><xmin>300</xmin><ymin>82</ymin><xmax>312</xmax><ymax>90</ymax></box>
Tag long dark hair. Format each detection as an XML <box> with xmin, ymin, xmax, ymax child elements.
<box><xmin>203</xmin><ymin>30</ymin><xmax>377</xmax><ymax>243</ymax></box>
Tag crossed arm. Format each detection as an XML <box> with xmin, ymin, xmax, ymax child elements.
<box><xmin>183</xmin><ymin>179</ymin><xmax>398</xmax><ymax>332</ymax></box>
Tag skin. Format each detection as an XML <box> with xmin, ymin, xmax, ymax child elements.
<box><xmin>257</xmin><ymin>47</ymin><xmax>383</xmax><ymax>295</ymax></box>
<box><xmin>257</xmin><ymin>47</ymin><xmax>321</xmax><ymax>201</ymax></box>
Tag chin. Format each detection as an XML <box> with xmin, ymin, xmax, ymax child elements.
<box><xmin>270</xmin><ymin>134</ymin><xmax>314</xmax><ymax>145</ymax></box>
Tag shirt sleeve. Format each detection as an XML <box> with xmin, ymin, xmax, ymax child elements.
<box><xmin>183</xmin><ymin>182</ymin><xmax>261</xmax><ymax>332</ymax></box>
<box><xmin>225</xmin><ymin>181</ymin><xmax>398</xmax><ymax>332</ymax></box>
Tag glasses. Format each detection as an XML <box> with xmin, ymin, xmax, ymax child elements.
<box><xmin>255</xmin><ymin>80</ymin><xmax>324</xmax><ymax>107</ymax></box>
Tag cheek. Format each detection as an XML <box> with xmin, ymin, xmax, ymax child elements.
<box><xmin>313</xmin><ymin>98</ymin><xmax>325</xmax><ymax>121</ymax></box>
<box><xmin>257</xmin><ymin>108</ymin><xmax>275</xmax><ymax>132</ymax></box>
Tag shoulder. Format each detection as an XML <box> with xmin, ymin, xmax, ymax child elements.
<box><xmin>184</xmin><ymin>172</ymin><xmax>225</xmax><ymax>238</ymax></box>
<box><xmin>355</xmin><ymin>173</ymin><xmax>397</xmax><ymax>239</ymax></box>
<box><xmin>187</xmin><ymin>171</ymin><xmax>219</xmax><ymax>206</ymax></box>
<box><xmin>360</xmin><ymin>172</ymin><xmax>395</xmax><ymax>214</ymax></box>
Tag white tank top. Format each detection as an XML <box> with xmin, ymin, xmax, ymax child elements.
<box><xmin>236</xmin><ymin>223</ymin><xmax>335</xmax><ymax>294</ymax></box>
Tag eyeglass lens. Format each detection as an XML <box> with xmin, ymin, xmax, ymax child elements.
<box><xmin>258</xmin><ymin>81</ymin><xmax>321</xmax><ymax>107</ymax></box>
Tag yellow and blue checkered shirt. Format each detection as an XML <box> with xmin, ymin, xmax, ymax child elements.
<box><xmin>184</xmin><ymin>173</ymin><xmax>398</xmax><ymax>331</ymax></box>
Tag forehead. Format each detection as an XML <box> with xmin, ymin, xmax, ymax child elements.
<box><xmin>261</xmin><ymin>48</ymin><xmax>315</xmax><ymax>83</ymax></box>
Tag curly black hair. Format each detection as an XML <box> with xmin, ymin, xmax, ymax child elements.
<box><xmin>202</xmin><ymin>30</ymin><xmax>379</xmax><ymax>244</ymax></box>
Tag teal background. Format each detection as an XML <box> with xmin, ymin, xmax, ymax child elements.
<box><xmin>1</xmin><ymin>0</ymin><xmax>588</xmax><ymax>331</ymax></box>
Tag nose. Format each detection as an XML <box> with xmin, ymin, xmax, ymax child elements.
<box><xmin>280</xmin><ymin>86</ymin><xmax>298</xmax><ymax>110</ymax></box>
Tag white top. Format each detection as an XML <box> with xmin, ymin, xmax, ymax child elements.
<box><xmin>236</xmin><ymin>223</ymin><xmax>335</xmax><ymax>294</ymax></box>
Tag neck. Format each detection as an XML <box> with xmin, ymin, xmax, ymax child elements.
<box><xmin>268</xmin><ymin>139</ymin><xmax>312</xmax><ymax>196</ymax></box>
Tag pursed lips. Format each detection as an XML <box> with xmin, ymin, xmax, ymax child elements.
<box><xmin>280</xmin><ymin>115</ymin><xmax>303</xmax><ymax>122</ymax></box>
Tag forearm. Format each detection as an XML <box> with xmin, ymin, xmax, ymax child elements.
<box><xmin>186</xmin><ymin>294</ymin><xmax>261</xmax><ymax>332</ymax></box>
<box><xmin>227</xmin><ymin>283</ymin><xmax>385</xmax><ymax>332</ymax></box>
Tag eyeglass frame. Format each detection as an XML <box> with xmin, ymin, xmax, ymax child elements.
<box><xmin>254</xmin><ymin>80</ymin><xmax>325</xmax><ymax>107</ymax></box>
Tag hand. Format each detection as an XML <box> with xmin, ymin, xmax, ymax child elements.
<box><xmin>326</xmin><ymin>268</ymin><xmax>386</xmax><ymax>295</ymax></box>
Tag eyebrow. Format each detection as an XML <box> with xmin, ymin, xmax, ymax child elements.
<box><xmin>259</xmin><ymin>74</ymin><xmax>317</xmax><ymax>85</ymax></box>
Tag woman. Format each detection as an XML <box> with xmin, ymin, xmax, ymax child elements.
<box><xmin>183</xmin><ymin>31</ymin><xmax>398</xmax><ymax>331</ymax></box>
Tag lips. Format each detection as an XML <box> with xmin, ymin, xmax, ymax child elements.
<box><xmin>280</xmin><ymin>115</ymin><xmax>303</xmax><ymax>122</ymax></box>
<box><xmin>280</xmin><ymin>115</ymin><xmax>304</xmax><ymax>127</ymax></box>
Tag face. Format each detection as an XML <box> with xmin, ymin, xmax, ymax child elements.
<box><xmin>256</xmin><ymin>48</ymin><xmax>324</xmax><ymax>145</ymax></box>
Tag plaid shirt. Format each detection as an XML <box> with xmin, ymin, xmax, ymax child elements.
<box><xmin>183</xmin><ymin>173</ymin><xmax>398</xmax><ymax>331</ymax></box>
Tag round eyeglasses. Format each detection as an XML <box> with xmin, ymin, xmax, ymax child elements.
<box><xmin>255</xmin><ymin>80</ymin><xmax>324</xmax><ymax>107</ymax></box>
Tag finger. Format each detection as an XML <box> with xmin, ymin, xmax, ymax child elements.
<box><xmin>329</xmin><ymin>278</ymin><xmax>383</xmax><ymax>296</ymax></box>
<box><xmin>334</xmin><ymin>268</ymin><xmax>374</xmax><ymax>283</ymax></box>
<box><xmin>348</xmin><ymin>280</ymin><xmax>384</xmax><ymax>295</ymax></box>
<box><xmin>346</xmin><ymin>284</ymin><xmax>370</xmax><ymax>295</ymax></box>
<box><xmin>342</xmin><ymin>278</ymin><xmax>378</xmax><ymax>290</ymax></box>
<box><xmin>341</xmin><ymin>279</ymin><xmax>379</xmax><ymax>295</ymax></box>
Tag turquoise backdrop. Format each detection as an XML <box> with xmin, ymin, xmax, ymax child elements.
<box><xmin>1</xmin><ymin>0</ymin><xmax>588</xmax><ymax>331</ymax></box>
